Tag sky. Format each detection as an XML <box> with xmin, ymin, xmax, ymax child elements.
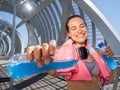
<box><xmin>0</xmin><ymin>0</ymin><xmax>120</xmax><ymax>48</ymax></box>
<box><xmin>91</xmin><ymin>0</ymin><xmax>120</xmax><ymax>35</ymax></box>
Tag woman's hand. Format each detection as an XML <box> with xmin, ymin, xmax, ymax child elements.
<box><xmin>47</xmin><ymin>70</ymin><xmax>57</xmax><ymax>77</ymax></box>
<box><xmin>26</xmin><ymin>40</ymin><xmax>57</xmax><ymax>67</ymax></box>
<box><xmin>105</xmin><ymin>46</ymin><xmax>114</xmax><ymax>58</ymax></box>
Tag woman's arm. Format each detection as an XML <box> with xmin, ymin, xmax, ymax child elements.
<box><xmin>47</xmin><ymin>70</ymin><xmax>57</xmax><ymax>77</ymax></box>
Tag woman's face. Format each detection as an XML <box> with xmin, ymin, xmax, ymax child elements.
<box><xmin>67</xmin><ymin>17</ymin><xmax>88</xmax><ymax>46</ymax></box>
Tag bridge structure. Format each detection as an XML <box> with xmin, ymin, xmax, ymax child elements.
<box><xmin>0</xmin><ymin>0</ymin><xmax>120</xmax><ymax>90</ymax></box>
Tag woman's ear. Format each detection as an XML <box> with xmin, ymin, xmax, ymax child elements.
<box><xmin>67</xmin><ymin>32</ymin><xmax>71</xmax><ymax>38</ymax></box>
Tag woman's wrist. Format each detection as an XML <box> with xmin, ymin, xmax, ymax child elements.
<box><xmin>47</xmin><ymin>70</ymin><xmax>57</xmax><ymax>77</ymax></box>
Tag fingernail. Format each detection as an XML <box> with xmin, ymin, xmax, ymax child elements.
<box><xmin>49</xmin><ymin>47</ymin><xmax>53</xmax><ymax>54</ymax></box>
<box><xmin>44</xmin><ymin>59</ymin><xmax>50</xmax><ymax>64</ymax></box>
<box><xmin>38</xmin><ymin>62</ymin><xmax>42</xmax><ymax>67</ymax></box>
<box><xmin>50</xmin><ymin>51</ymin><xmax>53</xmax><ymax>55</ymax></box>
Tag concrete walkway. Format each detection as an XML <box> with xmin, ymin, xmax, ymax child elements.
<box><xmin>0</xmin><ymin>59</ymin><xmax>120</xmax><ymax>90</ymax></box>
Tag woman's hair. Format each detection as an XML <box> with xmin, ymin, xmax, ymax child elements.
<box><xmin>65</xmin><ymin>15</ymin><xmax>87</xmax><ymax>45</ymax></box>
<box><xmin>65</xmin><ymin>15</ymin><xmax>85</xmax><ymax>32</ymax></box>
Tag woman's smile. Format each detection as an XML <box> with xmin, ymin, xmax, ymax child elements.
<box><xmin>67</xmin><ymin>17</ymin><xmax>88</xmax><ymax>45</ymax></box>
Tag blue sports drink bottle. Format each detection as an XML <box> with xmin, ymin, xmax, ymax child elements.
<box><xmin>7</xmin><ymin>53</ymin><xmax>78</xmax><ymax>79</ymax></box>
<box><xmin>98</xmin><ymin>41</ymin><xmax>118</xmax><ymax>70</ymax></box>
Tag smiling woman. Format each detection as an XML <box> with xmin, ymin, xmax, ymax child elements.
<box><xmin>26</xmin><ymin>15</ymin><xmax>114</xmax><ymax>90</ymax></box>
<box><xmin>0</xmin><ymin>0</ymin><xmax>120</xmax><ymax>90</ymax></box>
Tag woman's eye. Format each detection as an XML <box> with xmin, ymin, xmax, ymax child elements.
<box><xmin>71</xmin><ymin>27</ymin><xmax>76</xmax><ymax>30</ymax></box>
<box><xmin>81</xmin><ymin>25</ymin><xmax>85</xmax><ymax>28</ymax></box>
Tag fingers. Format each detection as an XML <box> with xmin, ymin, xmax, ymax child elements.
<box><xmin>41</xmin><ymin>40</ymin><xmax>57</xmax><ymax>64</ymax></box>
<box><xmin>49</xmin><ymin>40</ymin><xmax>57</xmax><ymax>55</ymax></box>
<box><xmin>34</xmin><ymin>45</ymin><xmax>43</xmax><ymax>67</ymax></box>
<box><xmin>26</xmin><ymin>46</ymin><xmax>35</xmax><ymax>61</ymax></box>
<box><xmin>42</xmin><ymin>43</ymin><xmax>50</xmax><ymax>64</ymax></box>
<box><xmin>26</xmin><ymin>39</ymin><xmax>57</xmax><ymax>67</ymax></box>
<box><xmin>26</xmin><ymin>45</ymin><xmax>43</xmax><ymax>67</ymax></box>
<box><xmin>105</xmin><ymin>46</ymin><xmax>114</xmax><ymax>58</ymax></box>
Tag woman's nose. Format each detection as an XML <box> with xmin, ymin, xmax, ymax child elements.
<box><xmin>77</xmin><ymin>28</ymin><xmax>82</xmax><ymax>33</ymax></box>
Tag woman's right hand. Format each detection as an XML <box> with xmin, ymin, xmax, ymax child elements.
<box><xmin>26</xmin><ymin>40</ymin><xmax>57</xmax><ymax>67</ymax></box>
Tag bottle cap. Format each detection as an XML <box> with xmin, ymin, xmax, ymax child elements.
<box><xmin>98</xmin><ymin>42</ymin><xmax>104</xmax><ymax>48</ymax></box>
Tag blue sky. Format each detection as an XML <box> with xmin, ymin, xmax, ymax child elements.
<box><xmin>91</xmin><ymin>0</ymin><xmax>120</xmax><ymax>35</ymax></box>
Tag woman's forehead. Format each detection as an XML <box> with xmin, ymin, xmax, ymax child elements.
<box><xmin>68</xmin><ymin>17</ymin><xmax>84</xmax><ymax>25</ymax></box>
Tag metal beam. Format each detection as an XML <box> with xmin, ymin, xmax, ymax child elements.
<box><xmin>16</xmin><ymin>0</ymin><xmax>55</xmax><ymax>28</ymax></box>
<box><xmin>57</xmin><ymin>0</ymin><xmax>73</xmax><ymax>45</ymax></box>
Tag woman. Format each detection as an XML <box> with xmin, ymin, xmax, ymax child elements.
<box><xmin>27</xmin><ymin>15</ymin><xmax>114</xmax><ymax>90</ymax></box>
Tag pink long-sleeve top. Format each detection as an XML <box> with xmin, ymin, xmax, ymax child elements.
<box><xmin>54</xmin><ymin>39</ymin><xmax>111</xmax><ymax>83</ymax></box>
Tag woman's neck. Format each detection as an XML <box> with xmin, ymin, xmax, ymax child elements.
<box><xmin>74</xmin><ymin>43</ymin><xmax>86</xmax><ymax>48</ymax></box>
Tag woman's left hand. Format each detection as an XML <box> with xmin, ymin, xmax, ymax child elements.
<box><xmin>105</xmin><ymin>46</ymin><xmax>114</xmax><ymax>58</ymax></box>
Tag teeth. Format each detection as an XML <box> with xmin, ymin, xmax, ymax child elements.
<box><xmin>78</xmin><ymin>34</ymin><xmax>84</xmax><ymax>37</ymax></box>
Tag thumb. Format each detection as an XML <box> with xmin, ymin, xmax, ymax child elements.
<box><xmin>49</xmin><ymin>40</ymin><xmax>57</xmax><ymax>56</ymax></box>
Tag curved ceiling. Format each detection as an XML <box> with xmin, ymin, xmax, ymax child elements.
<box><xmin>0</xmin><ymin>0</ymin><xmax>120</xmax><ymax>59</ymax></box>
<box><xmin>0</xmin><ymin>16</ymin><xmax>22</xmax><ymax>59</ymax></box>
